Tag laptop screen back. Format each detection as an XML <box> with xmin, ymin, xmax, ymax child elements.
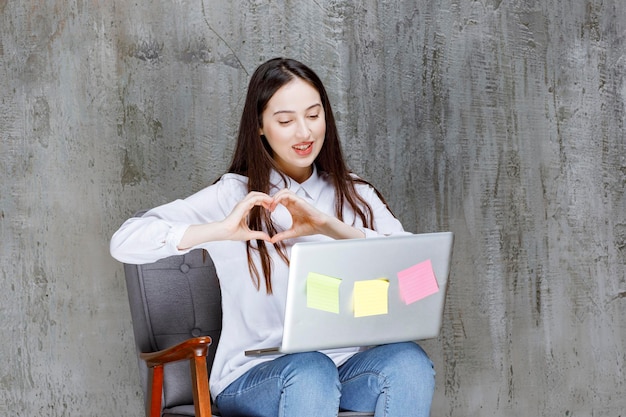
<box><xmin>280</xmin><ymin>232</ymin><xmax>454</xmax><ymax>354</ymax></box>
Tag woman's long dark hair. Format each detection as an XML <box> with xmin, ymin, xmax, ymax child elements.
<box><xmin>227</xmin><ymin>58</ymin><xmax>390</xmax><ymax>294</ymax></box>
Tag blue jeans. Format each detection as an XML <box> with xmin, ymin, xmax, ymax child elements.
<box><xmin>215</xmin><ymin>342</ymin><xmax>435</xmax><ymax>417</ymax></box>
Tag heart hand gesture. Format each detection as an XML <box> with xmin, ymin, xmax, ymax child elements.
<box><xmin>179</xmin><ymin>189</ymin><xmax>364</xmax><ymax>250</ymax></box>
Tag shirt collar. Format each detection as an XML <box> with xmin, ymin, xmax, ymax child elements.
<box><xmin>269</xmin><ymin>165</ymin><xmax>325</xmax><ymax>200</ymax></box>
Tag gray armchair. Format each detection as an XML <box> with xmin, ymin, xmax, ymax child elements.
<box><xmin>122</xmin><ymin>227</ymin><xmax>374</xmax><ymax>417</ymax></box>
<box><xmin>124</xmin><ymin>246</ymin><xmax>220</xmax><ymax>417</ymax></box>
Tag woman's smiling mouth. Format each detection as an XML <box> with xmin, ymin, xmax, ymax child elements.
<box><xmin>293</xmin><ymin>142</ymin><xmax>313</xmax><ymax>155</ymax></box>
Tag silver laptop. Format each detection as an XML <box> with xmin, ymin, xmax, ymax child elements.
<box><xmin>245</xmin><ymin>232</ymin><xmax>454</xmax><ymax>356</ymax></box>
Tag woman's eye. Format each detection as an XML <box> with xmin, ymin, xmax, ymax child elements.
<box><xmin>278</xmin><ymin>120</ymin><xmax>292</xmax><ymax>125</ymax></box>
<box><xmin>308</xmin><ymin>114</ymin><xmax>319</xmax><ymax>119</ymax></box>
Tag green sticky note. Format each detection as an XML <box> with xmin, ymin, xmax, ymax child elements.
<box><xmin>353</xmin><ymin>279</ymin><xmax>389</xmax><ymax>317</ymax></box>
<box><xmin>307</xmin><ymin>272</ymin><xmax>341</xmax><ymax>314</ymax></box>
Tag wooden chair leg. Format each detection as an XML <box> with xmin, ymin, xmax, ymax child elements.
<box><xmin>146</xmin><ymin>365</ymin><xmax>164</xmax><ymax>417</ymax></box>
<box><xmin>189</xmin><ymin>356</ymin><xmax>212</xmax><ymax>417</ymax></box>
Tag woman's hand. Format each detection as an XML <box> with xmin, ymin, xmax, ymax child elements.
<box><xmin>269</xmin><ymin>189</ymin><xmax>327</xmax><ymax>242</ymax></box>
<box><xmin>220</xmin><ymin>191</ymin><xmax>275</xmax><ymax>242</ymax></box>
<box><xmin>269</xmin><ymin>189</ymin><xmax>365</xmax><ymax>243</ymax></box>
<box><xmin>178</xmin><ymin>192</ymin><xmax>274</xmax><ymax>250</ymax></box>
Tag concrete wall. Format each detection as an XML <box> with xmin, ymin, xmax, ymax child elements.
<box><xmin>1</xmin><ymin>0</ymin><xmax>624</xmax><ymax>415</ymax></box>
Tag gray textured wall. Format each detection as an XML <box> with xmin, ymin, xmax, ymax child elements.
<box><xmin>1</xmin><ymin>0</ymin><xmax>624</xmax><ymax>416</ymax></box>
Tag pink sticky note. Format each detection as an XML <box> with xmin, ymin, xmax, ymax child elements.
<box><xmin>397</xmin><ymin>259</ymin><xmax>439</xmax><ymax>305</ymax></box>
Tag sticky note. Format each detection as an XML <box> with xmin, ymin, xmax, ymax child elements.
<box><xmin>353</xmin><ymin>279</ymin><xmax>389</xmax><ymax>317</ymax></box>
<box><xmin>397</xmin><ymin>259</ymin><xmax>439</xmax><ymax>305</ymax></box>
<box><xmin>307</xmin><ymin>272</ymin><xmax>341</xmax><ymax>313</ymax></box>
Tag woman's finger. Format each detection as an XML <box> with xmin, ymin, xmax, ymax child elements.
<box><xmin>246</xmin><ymin>230</ymin><xmax>273</xmax><ymax>242</ymax></box>
<box><xmin>269</xmin><ymin>189</ymin><xmax>295</xmax><ymax>210</ymax></box>
<box><xmin>269</xmin><ymin>229</ymin><xmax>297</xmax><ymax>244</ymax></box>
<box><xmin>232</xmin><ymin>192</ymin><xmax>273</xmax><ymax>217</ymax></box>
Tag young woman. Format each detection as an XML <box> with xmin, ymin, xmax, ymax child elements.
<box><xmin>110</xmin><ymin>57</ymin><xmax>435</xmax><ymax>417</ymax></box>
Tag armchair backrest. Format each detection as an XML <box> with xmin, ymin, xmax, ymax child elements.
<box><xmin>124</xmin><ymin>247</ymin><xmax>222</xmax><ymax>411</ymax></box>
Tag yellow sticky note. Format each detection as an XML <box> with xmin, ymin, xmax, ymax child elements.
<box><xmin>307</xmin><ymin>272</ymin><xmax>341</xmax><ymax>314</ymax></box>
<box><xmin>353</xmin><ymin>279</ymin><xmax>389</xmax><ymax>317</ymax></box>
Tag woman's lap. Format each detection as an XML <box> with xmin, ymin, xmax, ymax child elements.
<box><xmin>338</xmin><ymin>342</ymin><xmax>435</xmax><ymax>416</ymax></box>
<box><xmin>215</xmin><ymin>342</ymin><xmax>434</xmax><ymax>417</ymax></box>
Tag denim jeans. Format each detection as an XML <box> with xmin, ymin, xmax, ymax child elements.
<box><xmin>215</xmin><ymin>342</ymin><xmax>435</xmax><ymax>417</ymax></box>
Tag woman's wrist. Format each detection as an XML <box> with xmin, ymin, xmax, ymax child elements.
<box><xmin>321</xmin><ymin>215</ymin><xmax>365</xmax><ymax>240</ymax></box>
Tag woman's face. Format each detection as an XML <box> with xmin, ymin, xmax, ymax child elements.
<box><xmin>260</xmin><ymin>77</ymin><xmax>326</xmax><ymax>183</ymax></box>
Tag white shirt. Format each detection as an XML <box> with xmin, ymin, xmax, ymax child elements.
<box><xmin>110</xmin><ymin>167</ymin><xmax>408</xmax><ymax>398</ymax></box>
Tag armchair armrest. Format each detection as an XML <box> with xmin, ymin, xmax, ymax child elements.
<box><xmin>140</xmin><ymin>336</ymin><xmax>213</xmax><ymax>417</ymax></box>
<box><xmin>140</xmin><ymin>336</ymin><xmax>212</xmax><ymax>366</ymax></box>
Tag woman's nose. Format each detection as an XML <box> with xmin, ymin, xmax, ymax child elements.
<box><xmin>295</xmin><ymin>118</ymin><xmax>311</xmax><ymax>139</ymax></box>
